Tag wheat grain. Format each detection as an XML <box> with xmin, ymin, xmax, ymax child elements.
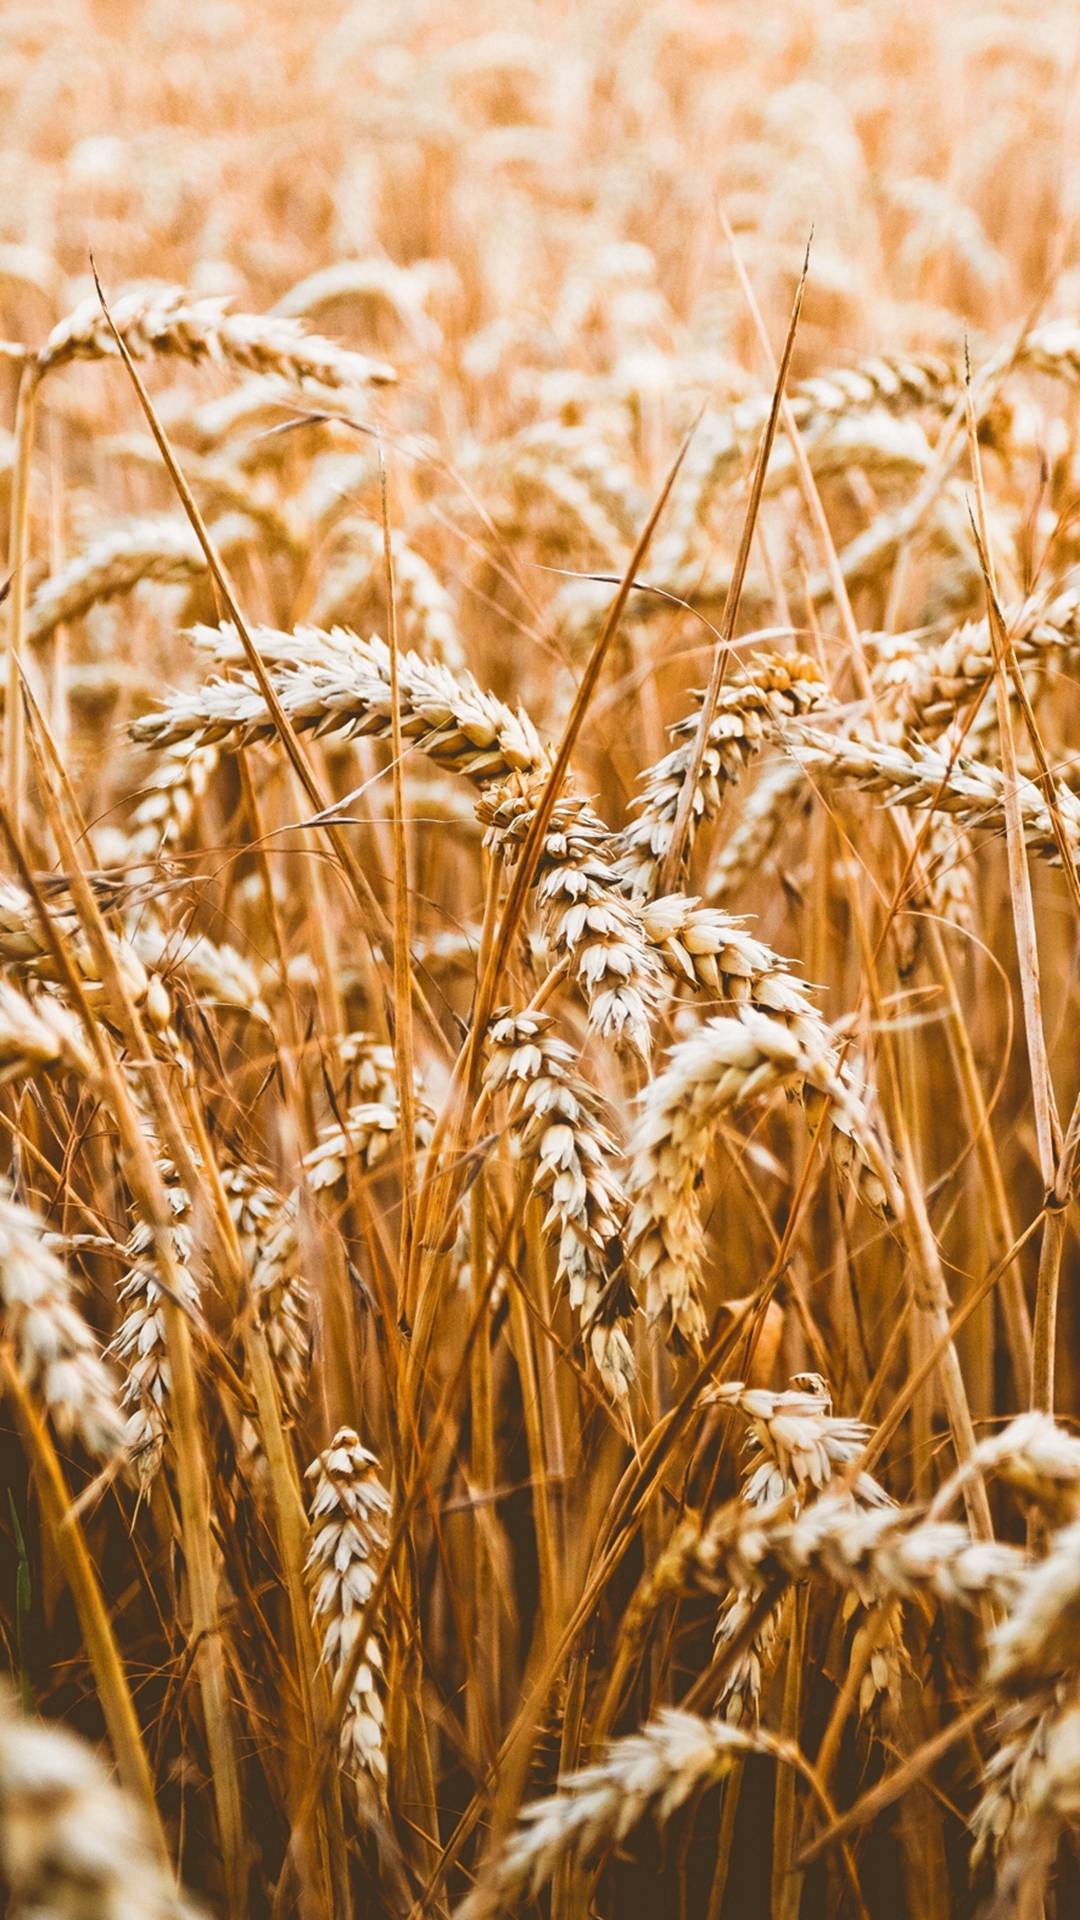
<box><xmin>484</xmin><ymin>1010</ymin><xmax>636</xmax><ymax>1398</ymax></box>
<box><xmin>134</xmin><ymin>622</ymin><xmax>549</xmax><ymax>782</ymax></box>
<box><xmin>616</xmin><ymin>654</ymin><xmax>828</xmax><ymax>901</ymax></box>
<box><xmin>0</xmin><ymin>1682</ymin><xmax>196</xmax><ymax>1920</ymax></box>
<box><xmin>0</xmin><ymin>1183</ymin><xmax>125</xmax><ymax>1461</ymax></box>
<box><xmin>0</xmin><ymin>980</ymin><xmax>94</xmax><ymax>1086</ymax></box>
<box><xmin>479</xmin><ymin>781</ymin><xmax>663</xmax><ymax>1057</ymax></box>
<box><xmin>705</xmin><ymin>757</ymin><xmax>806</xmax><ymax>903</ymax></box>
<box><xmin>38</xmin><ymin>282</ymin><xmax>397</xmax><ymax>387</ymax></box>
<box><xmin>455</xmin><ymin>1709</ymin><xmax>786</xmax><ymax>1920</ymax></box>
<box><xmin>110</xmin><ymin>1171</ymin><xmax>199</xmax><ymax>1490</ymax></box>
<box><xmin>787</xmin><ymin>720</ymin><xmax>1080</xmax><ymax>872</ymax></box>
<box><xmin>709</xmin><ymin>1377</ymin><xmax>890</xmax><ymax>1721</ymax></box>
<box><xmin>305</xmin><ymin>1428</ymin><xmax>390</xmax><ymax>1789</ymax></box>
<box><xmin>627</xmin><ymin>1007</ymin><xmax>888</xmax><ymax>1350</ymax></box>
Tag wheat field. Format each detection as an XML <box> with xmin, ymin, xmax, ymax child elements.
<box><xmin>3</xmin><ymin>3</ymin><xmax>1080</xmax><ymax>1917</ymax></box>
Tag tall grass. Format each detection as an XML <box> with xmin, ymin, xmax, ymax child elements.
<box><xmin>0</xmin><ymin>2</ymin><xmax>1080</xmax><ymax>1916</ymax></box>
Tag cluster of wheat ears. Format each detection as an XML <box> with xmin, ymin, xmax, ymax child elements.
<box><xmin>6</xmin><ymin>3</ymin><xmax>1080</xmax><ymax>1918</ymax></box>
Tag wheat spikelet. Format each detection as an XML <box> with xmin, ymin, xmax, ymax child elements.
<box><xmin>760</xmin><ymin>408</ymin><xmax>933</xmax><ymax>497</ymax></box>
<box><xmin>0</xmin><ymin>889</ymin><xmax>173</xmax><ymax>1033</ymax></box>
<box><xmin>248</xmin><ymin>1191</ymin><xmax>309</xmax><ymax>1417</ymax></box>
<box><xmin>787</xmin><ymin>720</ymin><xmax>1080</xmax><ymax>871</ymax></box>
<box><xmin>303</xmin><ymin>1103</ymin><xmax>401</xmax><ymax>1193</ymax></box>
<box><xmin>972</xmin><ymin>1687</ymin><xmax>1065</xmax><ymax>1870</ymax></box>
<box><xmin>790</xmin><ymin>351</ymin><xmax>958</xmax><ymax>426</ymax></box>
<box><xmin>483</xmin><ymin>1010</ymin><xmax>636</xmax><ymax>1399</ymax></box>
<box><xmin>871</xmin><ymin>583</ymin><xmax>1080</xmax><ymax>743</ymax></box>
<box><xmin>121</xmin><ymin>744</ymin><xmax>219</xmax><ymax>867</ymax></box>
<box><xmin>305</xmin><ymin>1428</ymin><xmax>390</xmax><ymax>1789</ymax></box>
<box><xmin>616</xmin><ymin>654</ymin><xmax>828</xmax><ymax>902</ymax></box>
<box><xmin>487</xmin><ymin>422</ymin><xmax>643</xmax><ymax>564</ymax></box>
<box><xmin>273</xmin><ymin>256</ymin><xmax>444</xmax><ymax>353</ymax></box>
<box><xmin>697</xmin><ymin>1485</ymin><xmax>1026</xmax><ymax>1617</ymax></box>
<box><xmin>110</xmin><ymin>1172</ymin><xmax>199</xmax><ymax>1490</ymax></box>
<box><xmin>0</xmin><ymin>980</ymin><xmax>94</xmax><ymax>1086</ymax></box>
<box><xmin>337</xmin><ymin>1030</ymin><xmax>399</xmax><ymax>1105</ymax></box>
<box><xmin>1018</xmin><ymin>321</ymin><xmax>1080</xmax><ymax>383</ymax></box>
<box><xmin>38</xmin><ymin>282</ymin><xmax>397</xmax><ymax>386</ymax></box>
<box><xmin>974</xmin><ymin>1693</ymin><xmax>1080</xmax><ymax>1920</ymax></box>
<box><xmin>0</xmin><ymin>1183</ymin><xmax>125</xmax><ymax>1461</ymax></box>
<box><xmin>637</xmin><ymin>894</ymin><xmax>893</xmax><ymax>1205</ymax></box>
<box><xmin>988</xmin><ymin>1519</ymin><xmax>1080</xmax><ymax>1693</ymax></box>
<box><xmin>102</xmin><ymin>433</ymin><xmax>305</xmax><ymax>557</ymax></box>
<box><xmin>709</xmin><ymin>1377</ymin><xmax>890</xmax><ymax>1721</ymax></box>
<box><xmin>479</xmin><ymin>781</ymin><xmax>663</xmax><ymax>1058</ymax></box>
<box><xmin>134</xmin><ymin>622</ymin><xmax>549</xmax><ymax>783</ymax></box>
<box><xmin>220</xmin><ymin>1168</ymin><xmax>310</xmax><ymax>1424</ymax></box>
<box><xmin>132</xmin><ymin>922</ymin><xmax>270</xmax><ymax>1023</ymax></box>
<box><xmin>0</xmin><ymin>1682</ymin><xmax>197</xmax><ymax>1920</ymax></box>
<box><xmin>628</xmin><ymin>1008</ymin><xmax>893</xmax><ymax>1351</ymax></box>
<box><xmin>25</xmin><ymin>516</ymin><xmax>210</xmax><ymax>647</ymax></box>
<box><xmin>454</xmin><ymin>1709</ymin><xmax>783</xmax><ymax>1920</ymax></box>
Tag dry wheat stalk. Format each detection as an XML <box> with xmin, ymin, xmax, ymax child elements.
<box><xmin>306</xmin><ymin>1428</ymin><xmax>390</xmax><ymax>1790</ymax></box>
<box><xmin>0</xmin><ymin>1182</ymin><xmax>126</xmax><ymax>1461</ymax></box>
<box><xmin>616</xmin><ymin>654</ymin><xmax>829</xmax><ymax>901</ymax></box>
<box><xmin>484</xmin><ymin>1010</ymin><xmax>636</xmax><ymax>1399</ymax></box>
<box><xmin>0</xmin><ymin>1682</ymin><xmax>196</xmax><ymax>1920</ymax></box>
